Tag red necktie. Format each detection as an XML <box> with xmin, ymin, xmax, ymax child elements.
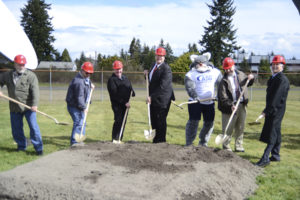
<box><xmin>235</xmin><ymin>76</ymin><xmax>240</xmax><ymax>99</ymax></box>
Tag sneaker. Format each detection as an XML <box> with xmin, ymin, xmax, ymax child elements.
<box><xmin>36</xmin><ymin>151</ymin><xmax>43</xmax><ymax>156</ymax></box>
<box><xmin>223</xmin><ymin>144</ymin><xmax>232</xmax><ymax>152</ymax></box>
<box><xmin>235</xmin><ymin>146</ymin><xmax>245</xmax><ymax>152</ymax></box>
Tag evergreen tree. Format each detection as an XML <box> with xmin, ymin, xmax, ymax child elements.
<box><xmin>20</xmin><ymin>0</ymin><xmax>56</xmax><ymax>61</ymax></box>
<box><xmin>76</xmin><ymin>52</ymin><xmax>87</xmax><ymax>70</ymax></box>
<box><xmin>61</xmin><ymin>48</ymin><xmax>72</xmax><ymax>62</ymax></box>
<box><xmin>199</xmin><ymin>0</ymin><xmax>239</xmax><ymax>68</ymax></box>
<box><xmin>239</xmin><ymin>57</ymin><xmax>250</xmax><ymax>72</ymax></box>
<box><xmin>165</xmin><ymin>43</ymin><xmax>176</xmax><ymax>64</ymax></box>
<box><xmin>259</xmin><ymin>58</ymin><xmax>271</xmax><ymax>83</ymax></box>
<box><xmin>188</xmin><ymin>43</ymin><xmax>198</xmax><ymax>53</ymax></box>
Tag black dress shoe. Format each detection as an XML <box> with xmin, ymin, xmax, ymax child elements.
<box><xmin>270</xmin><ymin>157</ymin><xmax>280</xmax><ymax>162</ymax></box>
<box><xmin>255</xmin><ymin>159</ymin><xmax>270</xmax><ymax>167</ymax></box>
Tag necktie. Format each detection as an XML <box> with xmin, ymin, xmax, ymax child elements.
<box><xmin>234</xmin><ymin>76</ymin><xmax>240</xmax><ymax>99</ymax></box>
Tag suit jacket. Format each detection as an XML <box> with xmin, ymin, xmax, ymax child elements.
<box><xmin>148</xmin><ymin>62</ymin><xmax>174</xmax><ymax>108</ymax></box>
<box><xmin>260</xmin><ymin>72</ymin><xmax>289</xmax><ymax>144</ymax></box>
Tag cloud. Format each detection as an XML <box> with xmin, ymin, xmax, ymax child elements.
<box><xmin>3</xmin><ymin>0</ymin><xmax>300</xmax><ymax>60</ymax></box>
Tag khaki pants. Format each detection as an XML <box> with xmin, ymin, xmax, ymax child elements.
<box><xmin>222</xmin><ymin>104</ymin><xmax>246</xmax><ymax>149</ymax></box>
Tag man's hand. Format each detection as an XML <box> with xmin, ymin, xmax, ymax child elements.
<box><xmin>146</xmin><ymin>96</ymin><xmax>151</xmax><ymax>104</ymax></box>
<box><xmin>144</xmin><ymin>70</ymin><xmax>149</xmax><ymax>75</ymax></box>
<box><xmin>0</xmin><ymin>91</ymin><xmax>3</xmax><ymax>97</ymax></box>
<box><xmin>31</xmin><ymin>106</ymin><xmax>38</xmax><ymax>112</ymax></box>
<box><xmin>125</xmin><ymin>102</ymin><xmax>130</xmax><ymax>108</ymax></box>
<box><xmin>91</xmin><ymin>83</ymin><xmax>95</xmax><ymax>90</ymax></box>
<box><xmin>248</xmin><ymin>73</ymin><xmax>254</xmax><ymax>80</ymax></box>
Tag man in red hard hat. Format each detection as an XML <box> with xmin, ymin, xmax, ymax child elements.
<box><xmin>217</xmin><ymin>57</ymin><xmax>254</xmax><ymax>152</ymax></box>
<box><xmin>256</xmin><ymin>55</ymin><xmax>289</xmax><ymax>167</ymax></box>
<box><xmin>66</xmin><ymin>61</ymin><xmax>95</xmax><ymax>146</ymax></box>
<box><xmin>0</xmin><ymin>54</ymin><xmax>43</xmax><ymax>155</ymax></box>
<box><xmin>144</xmin><ymin>47</ymin><xmax>175</xmax><ymax>143</ymax></box>
<box><xmin>107</xmin><ymin>60</ymin><xmax>135</xmax><ymax>143</ymax></box>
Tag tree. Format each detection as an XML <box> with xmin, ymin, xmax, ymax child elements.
<box><xmin>158</xmin><ymin>39</ymin><xmax>176</xmax><ymax>64</ymax></box>
<box><xmin>170</xmin><ymin>52</ymin><xmax>194</xmax><ymax>83</ymax></box>
<box><xmin>259</xmin><ymin>59</ymin><xmax>271</xmax><ymax>83</ymax></box>
<box><xmin>20</xmin><ymin>0</ymin><xmax>57</xmax><ymax>61</ymax></box>
<box><xmin>239</xmin><ymin>58</ymin><xmax>250</xmax><ymax>72</ymax></box>
<box><xmin>199</xmin><ymin>0</ymin><xmax>239</xmax><ymax>68</ymax></box>
<box><xmin>75</xmin><ymin>52</ymin><xmax>87</xmax><ymax>70</ymax></box>
<box><xmin>188</xmin><ymin>43</ymin><xmax>198</xmax><ymax>53</ymax></box>
<box><xmin>61</xmin><ymin>48</ymin><xmax>72</xmax><ymax>62</ymax></box>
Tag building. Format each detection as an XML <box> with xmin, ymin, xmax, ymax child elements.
<box><xmin>234</xmin><ymin>55</ymin><xmax>300</xmax><ymax>72</ymax></box>
<box><xmin>37</xmin><ymin>61</ymin><xmax>77</xmax><ymax>71</ymax></box>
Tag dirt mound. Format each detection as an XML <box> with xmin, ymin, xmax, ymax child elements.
<box><xmin>0</xmin><ymin>141</ymin><xmax>261</xmax><ymax>200</ymax></box>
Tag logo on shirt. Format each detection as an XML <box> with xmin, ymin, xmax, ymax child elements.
<box><xmin>196</xmin><ymin>75</ymin><xmax>212</xmax><ymax>82</ymax></box>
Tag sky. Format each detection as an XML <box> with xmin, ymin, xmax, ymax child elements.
<box><xmin>2</xmin><ymin>0</ymin><xmax>300</xmax><ymax>61</ymax></box>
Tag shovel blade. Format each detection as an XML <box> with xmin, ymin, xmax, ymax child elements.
<box><xmin>144</xmin><ymin>129</ymin><xmax>156</xmax><ymax>140</ymax></box>
<box><xmin>215</xmin><ymin>134</ymin><xmax>228</xmax><ymax>145</ymax></box>
<box><xmin>74</xmin><ymin>133</ymin><xmax>86</xmax><ymax>143</ymax></box>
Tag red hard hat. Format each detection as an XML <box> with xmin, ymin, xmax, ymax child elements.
<box><xmin>222</xmin><ymin>57</ymin><xmax>235</xmax><ymax>70</ymax></box>
<box><xmin>14</xmin><ymin>54</ymin><xmax>27</xmax><ymax>65</ymax></box>
<box><xmin>113</xmin><ymin>60</ymin><xmax>123</xmax><ymax>69</ymax></box>
<box><xmin>272</xmin><ymin>55</ymin><xmax>286</xmax><ymax>65</ymax></box>
<box><xmin>81</xmin><ymin>62</ymin><xmax>94</xmax><ymax>73</ymax></box>
<box><xmin>155</xmin><ymin>47</ymin><xmax>166</xmax><ymax>56</ymax></box>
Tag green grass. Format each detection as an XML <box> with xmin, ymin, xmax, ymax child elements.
<box><xmin>0</xmin><ymin>88</ymin><xmax>299</xmax><ymax>199</ymax></box>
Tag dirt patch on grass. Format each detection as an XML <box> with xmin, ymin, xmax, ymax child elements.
<box><xmin>0</xmin><ymin>141</ymin><xmax>261</xmax><ymax>200</ymax></box>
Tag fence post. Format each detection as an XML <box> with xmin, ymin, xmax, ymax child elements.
<box><xmin>49</xmin><ymin>66</ymin><xmax>52</xmax><ymax>102</ymax></box>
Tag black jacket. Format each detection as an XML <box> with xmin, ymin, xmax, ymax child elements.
<box><xmin>148</xmin><ymin>62</ymin><xmax>175</xmax><ymax>108</ymax></box>
<box><xmin>107</xmin><ymin>73</ymin><xmax>135</xmax><ymax>106</ymax></box>
<box><xmin>260</xmin><ymin>72</ymin><xmax>289</xmax><ymax>144</ymax></box>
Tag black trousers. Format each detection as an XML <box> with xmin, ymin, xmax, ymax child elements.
<box><xmin>150</xmin><ymin>102</ymin><xmax>171</xmax><ymax>143</ymax></box>
<box><xmin>112</xmin><ymin>105</ymin><xmax>127</xmax><ymax>141</ymax></box>
<box><xmin>261</xmin><ymin>142</ymin><xmax>281</xmax><ymax>161</ymax></box>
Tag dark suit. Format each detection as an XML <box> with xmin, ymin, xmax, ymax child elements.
<box><xmin>148</xmin><ymin>62</ymin><xmax>175</xmax><ymax>143</ymax></box>
<box><xmin>259</xmin><ymin>72</ymin><xmax>289</xmax><ymax>161</ymax></box>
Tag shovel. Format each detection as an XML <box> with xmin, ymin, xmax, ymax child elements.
<box><xmin>215</xmin><ymin>79</ymin><xmax>250</xmax><ymax>145</ymax></box>
<box><xmin>171</xmin><ymin>100</ymin><xmax>183</xmax><ymax>109</ymax></box>
<box><xmin>0</xmin><ymin>93</ymin><xmax>69</xmax><ymax>125</ymax></box>
<box><xmin>74</xmin><ymin>86</ymin><xmax>94</xmax><ymax>143</ymax></box>
<box><xmin>178</xmin><ymin>97</ymin><xmax>217</xmax><ymax>108</ymax></box>
<box><xmin>248</xmin><ymin>114</ymin><xmax>264</xmax><ymax>125</ymax></box>
<box><xmin>144</xmin><ymin>72</ymin><xmax>156</xmax><ymax>140</ymax></box>
<box><xmin>112</xmin><ymin>91</ymin><xmax>133</xmax><ymax>144</ymax></box>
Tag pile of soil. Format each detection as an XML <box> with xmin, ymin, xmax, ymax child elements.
<box><xmin>0</xmin><ymin>141</ymin><xmax>261</xmax><ymax>200</ymax></box>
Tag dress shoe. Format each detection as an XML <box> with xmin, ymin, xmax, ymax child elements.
<box><xmin>255</xmin><ymin>159</ymin><xmax>270</xmax><ymax>167</ymax></box>
<box><xmin>36</xmin><ymin>151</ymin><xmax>43</xmax><ymax>156</ymax></box>
<box><xmin>270</xmin><ymin>156</ymin><xmax>280</xmax><ymax>162</ymax></box>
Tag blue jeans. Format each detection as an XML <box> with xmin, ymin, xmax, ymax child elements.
<box><xmin>67</xmin><ymin>105</ymin><xmax>86</xmax><ymax>145</ymax></box>
<box><xmin>10</xmin><ymin>111</ymin><xmax>43</xmax><ymax>152</ymax></box>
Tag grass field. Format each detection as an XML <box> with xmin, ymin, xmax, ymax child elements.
<box><xmin>0</xmin><ymin>87</ymin><xmax>299</xmax><ymax>199</ymax></box>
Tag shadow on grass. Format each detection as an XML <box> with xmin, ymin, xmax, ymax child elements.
<box><xmin>42</xmin><ymin>135</ymin><xmax>100</xmax><ymax>147</ymax></box>
<box><xmin>0</xmin><ymin>146</ymin><xmax>41</xmax><ymax>156</ymax></box>
<box><xmin>282</xmin><ymin>133</ymin><xmax>300</xmax><ymax>150</ymax></box>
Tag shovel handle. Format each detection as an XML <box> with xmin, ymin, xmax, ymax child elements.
<box><xmin>224</xmin><ymin>79</ymin><xmax>250</xmax><ymax>135</ymax></box>
<box><xmin>79</xmin><ymin>86</ymin><xmax>94</xmax><ymax>136</ymax></box>
<box><xmin>118</xmin><ymin>90</ymin><xmax>133</xmax><ymax>141</ymax></box>
<box><xmin>178</xmin><ymin>98</ymin><xmax>216</xmax><ymax>107</ymax></box>
<box><xmin>0</xmin><ymin>93</ymin><xmax>58</xmax><ymax>123</ymax></box>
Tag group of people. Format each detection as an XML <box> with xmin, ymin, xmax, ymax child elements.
<box><xmin>0</xmin><ymin>51</ymin><xmax>289</xmax><ymax>167</ymax></box>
